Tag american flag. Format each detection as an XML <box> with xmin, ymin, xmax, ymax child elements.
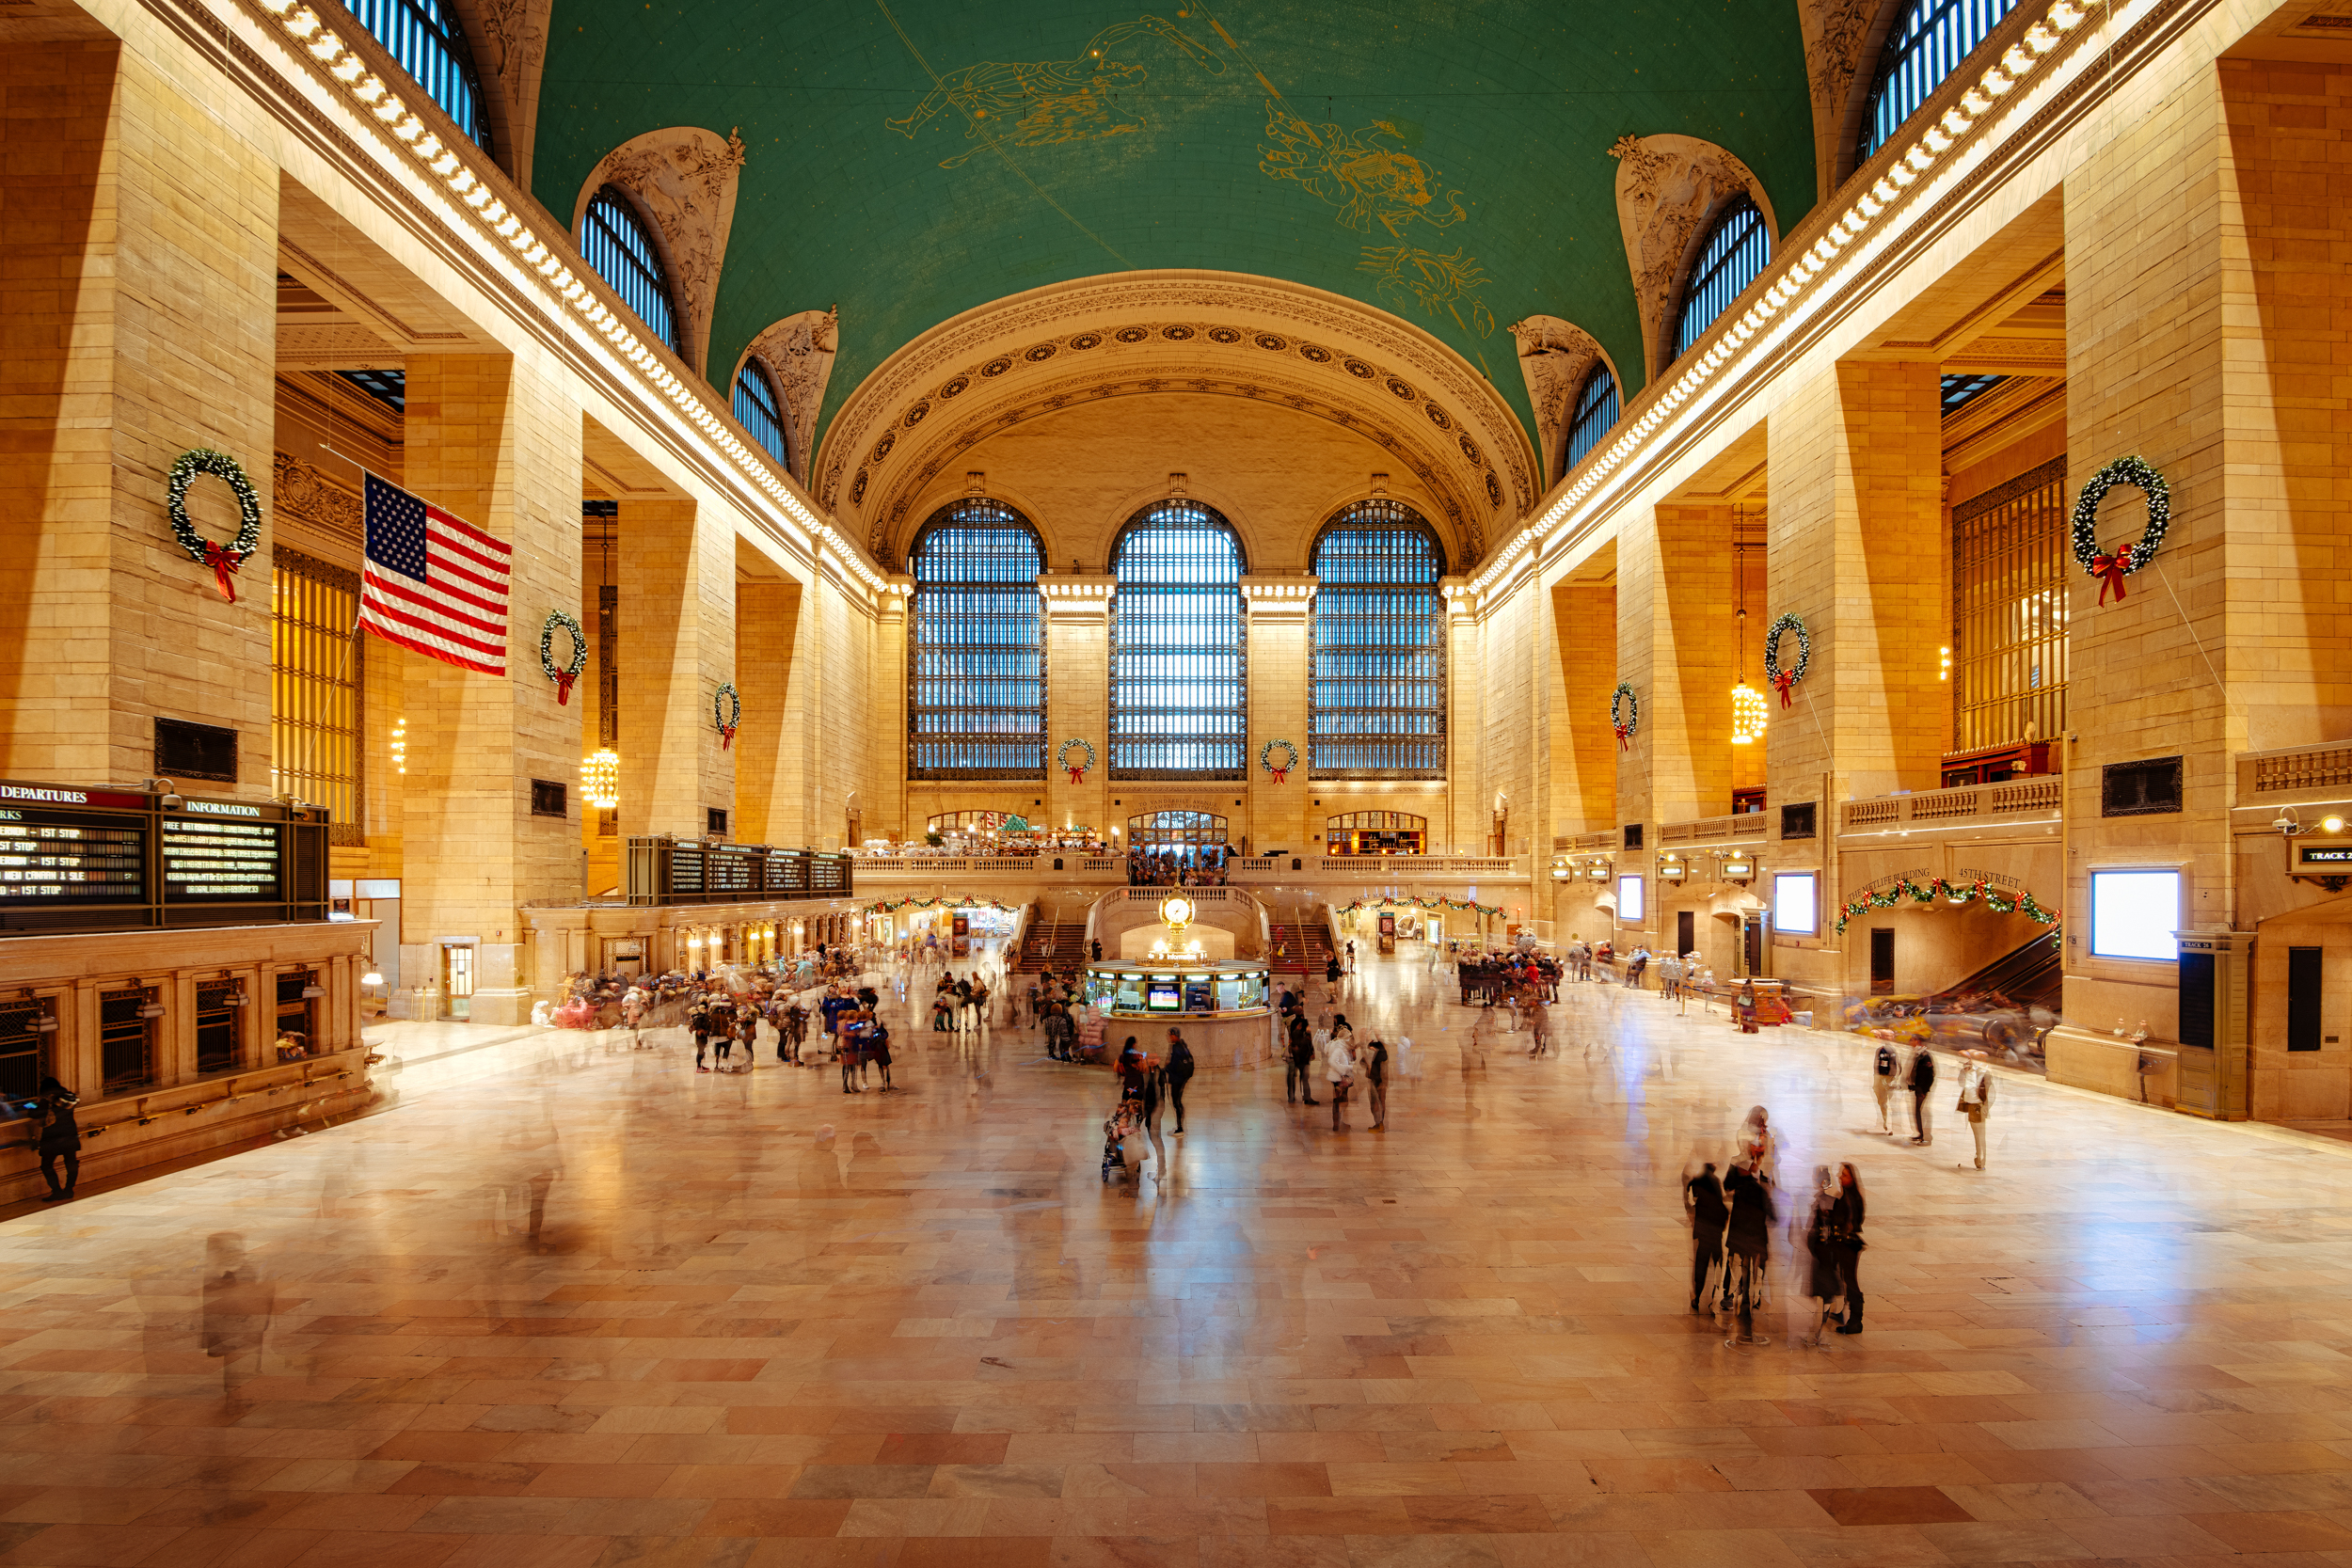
<box><xmin>360</xmin><ymin>474</ymin><xmax>511</xmax><ymax>676</ymax></box>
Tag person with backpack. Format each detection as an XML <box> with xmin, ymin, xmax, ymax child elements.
<box><xmin>1871</xmin><ymin>1038</ymin><xmax>1899</xmax><ymax>1133</ymax></box>
<box><xmin>1164</xmin><ymin>1027</ymin><xmax>1195</xmax><ymax>1134</ymax></box>
<box><xmin>1286</xmin><ymin>1012</ymin><xmax>1317</xmax><ymax>1106</ymax></box>
<box><xmin>1909</xmin><ymin>1044</ymin><xmax>1937</xmax><ymax>1146</ymax></box>
<box><xmin>1957</xmin><ymin>1058</ymin><xmax>1994</xmax><ymax>1169</ymax></box>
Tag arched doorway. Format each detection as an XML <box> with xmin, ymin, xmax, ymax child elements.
<box><xmin>1326</xmin><ymin>811</ymin><xmax>1427</xmax><ymax>856</ymax></box>
<box><xmin>1126</xmin><ymin>810</ymin><xmax>1229</xmax><ymax>867</ymax></box>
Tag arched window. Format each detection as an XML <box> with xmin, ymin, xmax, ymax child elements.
<box><xmin>1311</xmin><ymin>502</ymin><xmax>1444</xmax><ymax>779</ymax></box>
<box><xmin>908</xmin><ymin>500</ymin><xmax>1047</xmax><ymax>779</ymax></box>
<box><xmin>343</xmin><ymin>0</ymin><xmax>491</xmax><ymax>152</ymax></box>
<box><xmin>1673</xmin><ymin>197</ymin><xmax>1770</xmax><ymax>361</ymax></box>
<box><xmin>579</xmin><ymin>188</ymin><xmax>679</xmax><ymax>354</ymax></box>
<box><xmin>1561</xmin><ymin>364</ymin><xmax>1619</xmax><ymax>475</ymax></box>
<box><xmin>1858</xmin><ymin>0</ymin><xmax>2020</xmax><ymax>165</ymax></box>
<box><xmin>1110</xmin><ymin>501</ymin><xmax>1246</xmax><ymax>779</ymax></box>
<box><xmin>733</xmin><ymin>358</ymin><xmax>790</xmax><ymax>468</ymax></box>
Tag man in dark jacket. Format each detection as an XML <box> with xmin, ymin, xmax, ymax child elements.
<box><xmin>1684</xmin><ymin>1161</ymin><xmax>1727</xmax><ymax>1313</ymax></box>
<box><xmin>1723</xmin><ymin>1157</ymin><xmax>1776</xmax><ymax>1336</ymax></box>
<box><xmin>1164</xmin><ymin>1028</ymin><xmax>1195</xmax><ymax>1133</ymax></box>
<box><xmin>30</xmin><ymin>1079</ymin><xmax>79</xmax><ymax>1202</ymax></box>
<box><xmin>1909</xmin><ymin>1046</ymin><xmax>1937</xmax><ymax>1146</ymax></box>
<box><xmin>1286</xmin><ymin>1013</ymin><xmax>1317</xmax><ymax>1105</ymax></box>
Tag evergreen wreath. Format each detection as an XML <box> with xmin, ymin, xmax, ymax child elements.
<box><xmin>713</xmin><ymin>683</ymin><xmax>741</xmax><ymax>749</ymax></box>
<box><xmin>1057</xmin><ymin>737</ymin><xmax>1096</xmax><ymax>783</ymax></box>
<box><xmin>167</xmin><ymin>449</ymin><xmax>264</xmax><ymax>603</ymax></box>
<box><xmin>1260</xmin><ymin>738</ymin><xmax>1300</xmax><ymax>782</ymax></box>
<box><xmin>539</xmin><ymin>610</ymin><xmax>587</xmax><ymax>705</ymax></box>
<box><xmin>1609</xmin><ymin>683</ymin><xmax>1640</xmax><ymax>750</ymax></box>
<box><xmin>2073</xmin><ymin>454</ymin><xmax>2170</xmax><ymax>605</ymax></box>
<box><xmin>1762</xmin><ymin>612</ymin><xmax>1810</xmax><ymax>707</ymax></box>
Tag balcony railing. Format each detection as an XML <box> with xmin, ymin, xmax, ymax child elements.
<box><xmin>2243</xmin><ymin>743</ymin><xmax>2352</xmax><ymax>798</ymax></box>
<box><xmin>1839</xmin><ymin>777</ymin><xmax>2062</xmax><ymax>833</ymax></box>
<box><xmin>853</xmin><ymin>854</ymin><xmax>1121</xmax><ymax>879</ymax></box>
<box><xmin>1229</xmin><ymin>855</ymin><xmax>1527</xmax><ymax>879</ymax></box>
<box><xmin>1657</xmin><ymin>813</ymin><xmax>1769</xmax><ymax>847</ymax></box>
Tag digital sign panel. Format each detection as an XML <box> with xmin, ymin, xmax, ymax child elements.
<box><xmin>162</xmin><ymin>817</ymin><xmax>281</xmax><ymax>900</ymax></box>
<box><xmin>0</xmin><ymin>811</ymin><xmax>148</xmax><ymax>903</ymax></box>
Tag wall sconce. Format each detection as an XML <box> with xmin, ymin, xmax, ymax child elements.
<box><xmin>1659</xmin><ymin>854</ymin><xmax>1687</xmax><ymax>883</ymax></box>
<box><xmin>1939</xmin><ymin>646</ymin><xmax>1952</xmax><ymax>681</ymax></box>
<box><xmin>359</xmin><ymin>971</ymin><xmax>385</xmax><ymax>989</ymax></box>
<box><xmin>1550</xmin><ymin>861</ymin><xmax>1570</xmax><ymax>882</ymax></box>
<box><xmin>390</xmin><ymin>720</ymin><xmax>407</xmax><ymax>774</ymax></box>
<box><xmin>301</xmin><ymin>982</ymin><xmax>326</xmax><ymax>1000</ymax></box>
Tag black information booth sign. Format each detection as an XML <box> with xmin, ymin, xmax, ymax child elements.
<box><xmin>0</xmin><ymin>780</ymin><xmax>329</xmax><ymax>935</ymax></box>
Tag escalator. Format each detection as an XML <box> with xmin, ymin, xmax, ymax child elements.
<box><xmin>1851</xmin><ymin>932</ymin><xmax>2063</xmax><ymax>1069</ymax></box>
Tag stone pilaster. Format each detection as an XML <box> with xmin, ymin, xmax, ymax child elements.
<box><xmin>1042</xmin><ymin>576</ymin><xmax>1112</xmax><ymax>842</ymax></box>
<box><xmin>733</xmin><ymin>576</ymin><xmax>802</xmax><ymax>845</ymax></box>
<box><xmin>616</xmin><ymin>497</ymin><xmax>732</xmax><ymax>840</ymax></box>
<box><xmin>1245</xmin><ymin>577</ymin><xmax>1315</xmax><ymax>853</ymax></box>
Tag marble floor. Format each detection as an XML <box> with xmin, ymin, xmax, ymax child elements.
<box><xmin>5</xmin><ymin>942</ymin><xmax>2352</xmax><ymax>1568</ymax></box>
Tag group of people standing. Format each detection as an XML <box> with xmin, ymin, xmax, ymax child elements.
<box><xmin>1685</xmin><ymin>1107</ymin><xmax>1869</xmax><ymax>1348</ymax></box>
<box><xmin>1279</xmin><ymin>994</ymin><xmax>1390</xmax><ymax>1131</ymax></box>
<box><xmin>1871</xmin><ymin>1037</ymin><xmax>1995</xmax><ymax>1168</ymax></box>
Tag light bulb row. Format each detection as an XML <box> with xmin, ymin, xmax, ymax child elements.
<box><xmin>1468</xmin><ymin>0</ymin><xmax>2092</xmax><ymax>601</ymax></box>
<box><xmin>249</xmin><ymin>0</ymin><xmax>888</xmax><ymax>595</ymax></box>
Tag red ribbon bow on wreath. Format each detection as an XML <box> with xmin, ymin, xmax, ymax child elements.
<box><xmin>1772</xmin><ymin>669</ymin><xmax>1796</xmax><ymax>708</ymax></box>
<box><xmin>1269</xmin><ymin>763</ymin><xmax>1290</xmax><ymax>784</ymax></box>
<box><xmin>720</xmin><ymin>725</ymin><xmax>738</xmax><ymax>751</ymax></box>
<box><xmin>1066</xmin><ymin>762</ymin><xmax>1087</xmax><ymax>784</ymax></box>
<box><xmin>200</xmin><ymin>541</ymin><xmax>247</xmax><ymax>603</ymax></box>
<box><xmin>1613</xmin><ymin>721</ymin><xmax>1631</xmax><ymax>752</ymax></box>
<box><xmin>553</xmin><ymin>671</ymin><xmax>579</xmax><ymax>705</ymax></box>
<box><xmin>2090</xmin><ymin>548</ymin><xmax>2132</xmax><ymax>605</ymax></box>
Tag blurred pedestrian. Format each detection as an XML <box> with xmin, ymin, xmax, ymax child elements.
<box><xmin>1723</xmin><ymin>1155</ymin><xmax>1775</xmax><ymax>1342</ymax></box>
<box><xmin>201</xmin><ymin>1233</ymin><xmax>273</xmax><ymax>1397</ymax></box>
<box><xmin>1164</xmin><ymin>1027</ymin><xmax>1194</xmax><ymax>1134</ymax></box>
<box><xmin>1958</xmin><ymin>1058</ymin><xmax>1993</xmax><ymax>1168</ymax></box>
<box><xmin>1323</xmin><ymin>1029</ymin><xmax>1356</xmax><ymax>1131</ymax></box>
<box><xmin>1871</xmin><ymin>1037</ymin><xmax>1899</xmax><ymax>1132</ymax></box>
<box><xmin>1358</xmin><ymin>1036</ymin><xmax>1389</xmax><ymax>1130</ymax></box>
<box><xmin>27</xmin><ymin>1078</ymin><xmax>79</xmax><ymax>1202</ymax></box>
<box><xmin>1909</xmin><ymin>1045</ymin><xmax>1937</xmax><ymax>1146</ymax></box>
<box><xmin>1684</xmin><ymin>1157</ymin><xmax>1726</xmax><ymax>1313</ymax></box>
<box><xmin>1831</xmin><ymin>1163</ymin><xmax>1867</xmax><ymax>1334</ymax></box>
<box><xmin>1287</xmin><ymin>1013</ymin><xmax>1317</xmax><ymax>1105</ymax></box>
<box><xmin>1794</xmin><ymin>1164</ymin><xmax>1841</xmax><ymax>1348</ymax></box>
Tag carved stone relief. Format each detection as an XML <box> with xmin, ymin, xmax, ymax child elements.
<box><xmin>1798</xmin><ymin>0</ymin><xmax>1881</xmax><ymax>196</ymax></box>
<box><xmin>575</xmin><ymin>126</ymin><xmax>748</xmax><ymax>380</ymax></box>
<box><xmin>1608</xmin><ymin>135</ymin><xmax>1772</xmax><ymax>382</ymax></box>
<box><xmin>740</xmin><ymin>308</ymin><xmax>839</xmax><ymax>484</ymax></box>
<box><xmin>469</xmin><ymin>0</ymin><xmax>552</xmax><ymax>185</ymax></box>
<box><xmin>1506</xmin><ymin>316</ymin><xmax>1607</xmax><ymax>487</ymax></box>
<box><xmin>273</xmin><ymin>452</ymin><xmax>363</xmax><ymax>545</ymax></box>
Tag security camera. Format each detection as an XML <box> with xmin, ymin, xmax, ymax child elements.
<box><xmin>2276</xmin><ymin>811</ymin><xmax>2304</xmax><ymax>837</ymax></box>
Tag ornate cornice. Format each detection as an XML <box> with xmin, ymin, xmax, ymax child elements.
<box><xmin>818</xmin><ymin>271</ymin><xmax>1535</xmax><ymax>569</ymax></box>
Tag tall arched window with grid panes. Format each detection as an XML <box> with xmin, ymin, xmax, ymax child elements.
<box><xmin>907</xmin><ymin>500</ymin><xmax>1047</xmax><ymax>779</ymax></box>
<box><xmin>1673</xmin><ymin>197</ymin><xmax>1770</xmax><ymax>361</ymax></box>
<box><xmin>1857</xmin><ymin>0</ymin><xmax>2020</xmax><ymax>166</ymax></box>
<box><xmin>1310</xmin><ymin>502</ymin><xmax>1445</xmax><ymax>779</ymax></box>
<box><xmin>342</xmin><ymin>0</ymin><xmax>491</xmax><ymax>152</ymax></box>
<box><xmin>1109</xmin><ymin>501</ymin><xmax>1247</xmax><ymax>779</ymax></box>
<box><xmin>1561</xmin><ymin>363</ymin><xmax>1619</xmax><ymax>477</ymax></box>
<box><xmin>732</xmin><ymin>357</ymin><xmax>790</xmax><ymax>469</ymax></box>
<box><xmin>579</xmin><ymin>188</ymin><xmax>680</xmax><ymax>355</ymax></box>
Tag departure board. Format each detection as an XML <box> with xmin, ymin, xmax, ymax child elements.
<box><xmin>161</xmin><ymin>817</ymin><xmax>281</xmax><ymax>900</ymax></box>
<box><xmin>809</xmin><ymin>853</ymin><xmax>849</xmax><ymax>893</ymax></box>
<box><xmin>764</xmin><ymin>849</ymin><xmax>807</xmax><ymax>893</ymax></box>
<box><xmin>0</xmin><ymin>811</ymin><xmax>147</xmax><ymax>902</ymax></box>
<box><xmin>707</xmin><ymin>847</ymin><xmax>757</xmax><ymax>895</ymax></box>
<box><xmin>669</xmin><ymin>843</ymin><xmax>706</xmax><ymax>895</ymax></box>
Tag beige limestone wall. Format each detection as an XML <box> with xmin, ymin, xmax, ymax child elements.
<box><xmin>1246</xmin><ymin>593</ymin><xmax>1314</xmax><ymax>852</ymax></box>
<box><xmin>616</xmin><ymin>496</ymin><xmax>732</xmax><ymax>839</ymax></box>
<box><xmin>734</xmin><ymin>576</ymin><xmax>800</xmax><ymax>845</ymax></box>
<box><xmin>1044</xmin><ymin>590</ymin><xmax>1112</xmax><ymax>847</ymax></box>
<box><xmin>1549</xmin><ymin>583</ymin><xmax>1618</xmax><ymax>841</ymax></box>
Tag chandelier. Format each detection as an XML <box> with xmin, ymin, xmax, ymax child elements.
<box><xmin>1729</xmin><ymin>513</ymin><xmax>1767</xmax><ymax>745</ymax></box>
<box><xmin>580</xmin><ymin>748</ymin><xmax>620</xmax><ymax>809</ymax></box>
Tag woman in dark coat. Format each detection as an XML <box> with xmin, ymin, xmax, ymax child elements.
<box><xmin>32</xmin><ymin>1078</ymin><xmax>79</xmax><ymax>1202</ymax></box>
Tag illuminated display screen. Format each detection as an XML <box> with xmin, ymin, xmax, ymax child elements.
<box><xmin>162</xmin><ymin>819</ymin><xmax>280</xmax><ymax>900</ymax></box>
<box><xmin>1145</xmin><ymin>980</ymin><xmax>1183</xmax><ymax>1010</ymax></box>
<box><xmin>2090</xmin><ymin>869</ymin><xmax>2179</xmax><ymax>959</ymax></box>
<box><xmin>707</xmin><ymin>847</ymin><xmax>757</xmax><ymax>895</ymax></box>
<box><xmin>669</xmin><ymin>845</ymin><xmax>705</xmax><ymax>895</ymax></box>
<box><xmin>0</xmin><ymin>813</ymin><xmax>146</xmax><ymax>902</ymax></box>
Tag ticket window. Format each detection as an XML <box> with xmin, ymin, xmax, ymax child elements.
<box><xmin>196</xmin><ymin>979</ymin><xmax>244</xmax><ymax>1075</ymax></box>
<box><xmin>278</xmin><ymin>970</ymin><xmax>318</xmax><ymax>1058</ymax></box>
<box><xmin>441</xmin><ymin>944</ymin><xmax>474</xmax><ymax>1022</ymax></box>
<box><xmin>0</xmin><ymin>1000</ymin><xmax>53</xmax><ymax>1108</ymax></box>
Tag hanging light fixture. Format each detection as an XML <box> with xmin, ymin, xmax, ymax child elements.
<box><xmin>1729</xmin><ymin>514</ymin><xmax>1768</xmax><ymax>745</ymax></box>
<box><xmin>581</xmin><ymin>748</ymin><xmax>621</xmax><ymax>809</ymax></box>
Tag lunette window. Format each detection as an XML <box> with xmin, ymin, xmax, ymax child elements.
<box><xmin>734</xmin><ymin>359</ymin><xmax>790</xmax><ymax>468</ymax></box>
<box><xmin>1310</xmin><ymin>503</ymin><xmax>1444</xmax><ymax>779</ymax></box>
<box><xmin>1858</xmin><ymin>0</ymin><xmax>2021</xmax><ymax>166</ymax></box>
<box><xmin>1673</xmin><ymin>197</ymin><xmax>1770</xmax><ymax>361</ymax></box>
<box><xmin>1562</xmin><ymin>364</ymin><xmax>1619</xmax><ymax>475</ymax></box>
<box><xmin>579</xmin><ymin>188</ymin><xmax>680</xmax><ymax>355</ymax></box>
<box><xmin>907</xmin><ymin>501</ymin><xmax>1047</xmax><ymax>779</ymax></box>
<box><xmin>342</xmin><ymin>0</ymin><xmax>490</xmax><ymax>152</ymax></box>
<box><xmin>1110</xmin><ymin>502</ymin><xmax>1247</xmax><ymax>780</ymax></box>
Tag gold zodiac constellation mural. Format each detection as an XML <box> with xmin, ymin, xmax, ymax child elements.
<box><xmin>887</xmin><ymin>16</ymin><xmax>1225</xmax><ymax>168</ymax></box>
<box><xmin>1259</xmin><ymin>98</ymin><xmax>1493</xmax><ymax>338</ymax></box>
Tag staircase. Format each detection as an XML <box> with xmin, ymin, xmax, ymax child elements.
<box><xmin>1267</xmin><ymin>912</ymin><xmax>1336</xmax><ymax>974</ymax></box>
<box><xmin>1017</xmin><ymin>922</ymin><xmax>1089</xmax><ymax>974</ymax></box>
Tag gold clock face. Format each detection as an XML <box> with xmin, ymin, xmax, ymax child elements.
<box><xmin>1161</xmin><ymin>895</ymin><xmax>1194</xmax><ymax>928</ymax></box>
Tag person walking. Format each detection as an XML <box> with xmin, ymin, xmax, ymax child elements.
<box><xmin>1871</xmin><ymin>1037</ymin><xmax>1899</xmax><ymax>1132</ymax></box>
<box><xmin>1164</xmin><ymin>1027</ymin><xmax>1194</xmax><ymax>1134</ymax></box>
<box><xmin>691</xmin><ymin>999</ymin><xmax>713</xmax><ymax>1072</ymax></box>
<box><xmin>1286</xmin><ymin>1012</ymin><xmax>1317</xmax><ymax>1105</ymax></box>
<box><xmin>1527</xmin><ymin>992</ymin><xmax>1552</xmax><ymax>1057</ymax></box>
<box><xmin>1957</xmin><ymin>1058</ymin><xmax>1993</xmax><ymax>1168</ymax></box>
<box><xmin>27</xmin><ymin>1077</ymin><xmax>79</xmax><ymax>1203</ymax></box>
<box><xmin>838</xmin><ymin>1017</ymin><xmax>864</xmax><ymax>1094</ymax></box>
<box><xmin>1794</xmin><ymin>1164</ymin><xmax>1842</xmax><ymax>1349</ymax></box>
<box><xmin>1723</xmin><ymin>1154</ymin><xmax>1776</xmax><ymax>1341</ymax></box>
<box><xmin>1324</xmin><ymin>954</ymin><xmax>1343</xmax><ymax>1005</ymax></box>
<box><xmin>1830</xmin><ymin>1163</ymin><xmax>1867</xmax><ymax>1334</ymax></box>
<box><xmin>1323</xmin><ymin>1029</ymin><xmax>1356</xmax><ymax>1131</ymax></box>
<box><xmin>1358</xmin><ymin>1036</ymin><xmax>1389</xmax><ymax>1130</ymax></box>
<box><xmin>869</xmin><ymin>1016</ymin><xmax>895</xmax><ymax>1091</ymax></box>
<box><xmin>1684</xmin><ymin>1158</ymin><xmax>1727</xmax><ymax>1313</ymax></box>
<box><xmin>1909</xmin><ymin>1044</ymin><xmax>1937</xmax><ymax>1146</ymax></box>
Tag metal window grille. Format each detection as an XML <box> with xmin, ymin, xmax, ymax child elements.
<box><xmin>196</xmin><ymin>980</ymin><xmax>242</xmax><ymax>1076</ymax></box>
<box><xmin>734</xmin><ymin>359</ymin><xmax>790</xmax><ymax>468</ymax></box>
<box><xmin>1859</xmin><ymin>0</ymin><xmax>2020</xmax><ymax>165</ymax></box>
<box><xmin>1311</xmin><ymin>505</ymin><xmax>1444</xmax><ymax>779</ymax></box>
<box><xmin>908</xmin><ymin>501</ymin><xmax>1047</xmax><ymax>779</ymax></box>
<box><xmin>342</xmin><ymin>0</ymin><xmax>491</xmax><ymax>151</ymax></box>
<box><xmin>1673</xmin><ymin>198</ymin><xmax>1770</xmax><ymax>360</ymax></box>
<box><xmin>0</xmin><ymin>1002</ymin><xmax>49</xmax><ymax>1103</ymax></box>
<box><xmin>1562</xmin><ymin>365</ymin><xmax>1619</xmax><ymax>474</ymax></box>
<box><xmin>1952</xmin><ymin>457</ymin><xmax>2068</xmax><ymax>752</ymax></box>
<box><xmin>1127</xmin><ymin>810</ymin><xmax>1230</xmax><ymax>848</ymax></box>
<box><xmin>271</xmin><ymin>547</ymin><xmax>363</xmax><ymax>847</ymax></box>
<box><xmin>1110</xmin><ymin>502</ymin><xmax>1247</xmax><ymax>779</ymax></box>
<box><xmin>1940</xmin><ymin>372</ymin><xmax>2006</xmax><ymax>414</ymax></box>
<box><xmin>101</xmin><ymin>987</ymin><xmax>154</xmax><ymax>1096</ymax></box>
<box><xmin>580</xmin><ymin>189</ymin><xmax>679</xmax><ymax>354</ymax></box>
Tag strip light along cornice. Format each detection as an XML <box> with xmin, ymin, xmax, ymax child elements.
<box><xmin>249</xmin><ymin>0</ymin><xmax>888</xmax><ymax>594</ymax></box>
<box><xmin>1466</xmin><ymin>0</ymin><xmax>2092</xmax><ymax>600</ymax></box>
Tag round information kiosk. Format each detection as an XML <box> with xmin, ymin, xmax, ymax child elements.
<box><xmin>1080</xmin><ymin>960</ymin><xmax>1273</xmax><ymax>1064</ymax></box>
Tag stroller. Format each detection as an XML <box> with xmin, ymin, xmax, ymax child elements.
<box><xmin>1101</xmin><ymin>1097</ymin><xmax>1144</xmax><ymax>1183</ymax></box>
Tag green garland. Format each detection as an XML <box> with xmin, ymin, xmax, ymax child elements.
<box><xmin>1832</xmin><ymin>876</ymin><xmax>2060</xmax><ymax>935</ymax></box>
<box><xmin>1337</xmin><ymin>895</ymin><xmax>1502</xmax><ymax>917</ymax></box>
<box><xmin>2073</xmin><ymin>454</ymin><xmax>2170</xmax><ymax>605</ymax></box>
<box><xmin>867</xmin><ymin>896</ymin><xmax>1015</xmax><ymax>912</ymax></box>
<box><xmin>540</xmin><ymin>610</ymin><xmax>586</xmax><ymax>704</ymax></box>
<box><xmin>166</xmin><ymin>448</ymin><xmax>264</xmax><ymax>602</ymax></box>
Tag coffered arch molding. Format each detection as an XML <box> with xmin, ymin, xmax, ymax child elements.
<box><xmin>818</xmin><ymin>272</ymin><xmax>1535</xmax><ymax>574</ymax></box>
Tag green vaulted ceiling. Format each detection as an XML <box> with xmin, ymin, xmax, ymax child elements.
<box><xmin>532</xmin><ymin>0</ymin><xmax>1816</xmax><ymax>456</ymax></box>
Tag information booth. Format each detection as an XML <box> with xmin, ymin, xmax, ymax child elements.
<box><xmin>1080</xmin><ymin>959</ymin><xmax>1273</xmax><ymax>1062</ymax></box>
